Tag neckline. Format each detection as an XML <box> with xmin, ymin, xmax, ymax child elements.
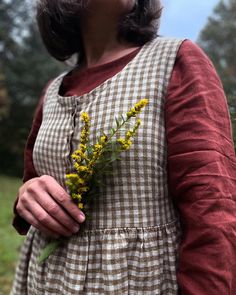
<box><xmin>66</xmin><ymin>47</ymin><xmax>141</xmax><ymax>78</ymax></box>
<box><xmin>56</xmin><ymin>38</ymin><xmax>157</xmax><ymax>102</ymax></box>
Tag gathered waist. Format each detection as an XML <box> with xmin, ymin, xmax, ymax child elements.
<box><xmin>78</xmin><ymin>218</ymin><xmax>180</xmax><ymax>236</ymax></box>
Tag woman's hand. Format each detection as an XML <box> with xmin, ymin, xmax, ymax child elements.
<box><xmin>16</xmin><ymin>175</ymin><xmax>85</xmax><ymax>238</ymax></box>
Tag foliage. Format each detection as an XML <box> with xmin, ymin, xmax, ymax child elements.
<box><xmin>0</xmin><ymin>0</ymin><xmax>66</xmax><ymax>176</ymax></box>
<box><xmin>198</xmin><ymin>0</ymin><xmax>236</xmax><ymax>146</ymax></box>
<box><xmin>0</xmin><ymin>69</ymin><xmax>10</xmax><ymax>120</ymax></box>
<box><xmin>0</xmin><ymin>175</ymin><xmax>24</xmax><ymax>295</ymax></box>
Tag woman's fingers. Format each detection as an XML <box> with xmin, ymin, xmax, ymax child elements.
<box><xmin>19</xmin><ymin>209</ymin><xmax>60</xmax><ymax>239</ymax></box>
<box><xmin>32</xmin><ymin>188</ymin><xmax>81</xmax><ymax>233</ymax></box>
<box><xmin>25</xmin><ymin>200</ymin><xmax>79</xmax><ymax>237</ymax></box>
<box><xmin>43</xmin><ymin>199</ymin><xmax>81</xmax><ymax>233</ymax></box>
<box><xmin>16</xmin><ymin>175</ymin><xmax>85</xmax><ymax>236</ymax></box>
<box><xmin>38</xmin><ymin>175</ymin><xmax>85</xmax><ymax>223</ymax></box>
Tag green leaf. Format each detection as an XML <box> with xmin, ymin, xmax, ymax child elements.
<box><xmin>110</xmin><ymin>153</ymin><xmax>121</xmax><ymax>162</ymax></box>
<box><xmin>121</xmin><ymin>115</ymin><xmax>126</xmax><ymax>122</ymax></box>
<box><xmin>115</xmin><ymin>117</ymin><xmax>120</xmax><ymax>127</ymax></box>
<box><xmin>37</xmin><ymin>238</ymin><xmax>62</xmax><ymax>264</ymax></box>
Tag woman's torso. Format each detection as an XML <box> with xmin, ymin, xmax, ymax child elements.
<box><xmin>12</xmin><ymin>37</ymin><xmax>184</xmax><ymax>295</ymax></box>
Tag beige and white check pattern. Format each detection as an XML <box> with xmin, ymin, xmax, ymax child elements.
<box><xmin>11</xmin><ymin>37</ymin><xmax>183</xmax><ymax>295</ymax></box>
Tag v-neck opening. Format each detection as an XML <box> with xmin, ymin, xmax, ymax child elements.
<box><xmin>56</xmin><ymin>38</ymin><xmax>157</xmax><ymax>102</ymax></box>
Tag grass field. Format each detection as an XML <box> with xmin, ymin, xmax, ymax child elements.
<box><xmin>0</xmin><ymin>175</ymin><xmax>25</xmax><ymax>295</ymax></box>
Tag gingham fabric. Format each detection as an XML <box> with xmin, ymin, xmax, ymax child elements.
<box><xmin>11</xmin><ymin>37</ymin><xmax>183</xmax><ymax>295</ymax></box>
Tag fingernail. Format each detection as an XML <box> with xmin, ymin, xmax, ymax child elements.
<box><xmin>73</xmin><ymin>225</ymin><xmax>80</xmax><ymax>233</ymax></box>
<box><xmin>79</xmin><ymin>213</ymin><xmax>85</xmax><ymax>222</ymax></box>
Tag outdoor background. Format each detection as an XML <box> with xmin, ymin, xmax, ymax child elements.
<box><xmin>0</xmin><ymin>0</ymin><xmax>235</xmax><ymax>294</ymax></box>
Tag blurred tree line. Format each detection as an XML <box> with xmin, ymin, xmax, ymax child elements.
<box><xmin>0</xmin><ymin>0</ymin><xmax>65</xmax><ymax>176</ymax></box>
<box><xmin>0</xmin><ymin>0</ymin><xmax>235</xmax><ymax>177</ymax></box>
<box><xmin>198</xmin><ymin>0</ymin><xmax>236</xmax><ymax>145</ymax></box>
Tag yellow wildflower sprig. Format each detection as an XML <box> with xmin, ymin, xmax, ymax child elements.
<box><xmin>38</xmin><ymin>99</ymin><xmax>148</xmax><ymax>263</ymax></box>
<box><xmin>117</xmin><ymin>119</ymin><xmax>141</xmax><ymax>150</ymax></box>
<box><xmin>66</xmin><ymin>99</ymin><xmax>148</xmax><ymax>214</ymax></box>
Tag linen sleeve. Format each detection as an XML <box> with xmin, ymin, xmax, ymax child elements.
<box><xmin>165</xmin><ymin>40</ymin><xmax>236</xmax><ymax>294</ymax></box>
<box><xmin>12</xmin><ymin>89</ymin><xmax>45</xmax><ymax>235</ymax></box>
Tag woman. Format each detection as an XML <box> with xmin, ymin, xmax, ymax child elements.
<box><xmin>11</xmin><ymin>0</ymin><xmax>236</xmax><ymax>294</ymax></box>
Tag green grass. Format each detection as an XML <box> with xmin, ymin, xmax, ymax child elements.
<box><xmin>0</xmin><ymin>175</ymin><xmax>25</xmax><ymax>295</ymax></box>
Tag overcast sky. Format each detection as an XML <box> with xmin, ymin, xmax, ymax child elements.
<box><xmin>159</xmin><ymin>0</ymin><xmax>219</xmax><ymax>41</ymax></box>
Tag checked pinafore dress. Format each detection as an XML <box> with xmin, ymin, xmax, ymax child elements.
<box><xmin>11</xmin><ymin>37</ymin><xmax>183</xmax><ymax>295</ymax></box>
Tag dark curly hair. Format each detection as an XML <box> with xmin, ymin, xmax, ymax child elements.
<box><xmin>36</xmin><ymin>0</ymin><xmax>162</xmax><ymax>62</ymax></box>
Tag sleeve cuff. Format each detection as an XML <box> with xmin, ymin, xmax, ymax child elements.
<box><xmin>12</xmin><ymin>197</ymin><xmax>30</xmax><ymax>235</ymax></box>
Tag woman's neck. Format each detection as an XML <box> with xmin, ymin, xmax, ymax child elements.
<box><xmin>82</xmin><ymin>35</ymin><xmax>139</xmax><ymax>69</ymax></box>
<box><xmin>80</xmin><ymin>5</ymin><xmax>139</xmax><ymax>68</ymax></box>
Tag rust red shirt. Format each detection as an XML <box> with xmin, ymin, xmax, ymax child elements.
<box><xmin>13</xmin><ymin>40</ymin><xmax>236</xmax><ymax>294</ymax></box>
